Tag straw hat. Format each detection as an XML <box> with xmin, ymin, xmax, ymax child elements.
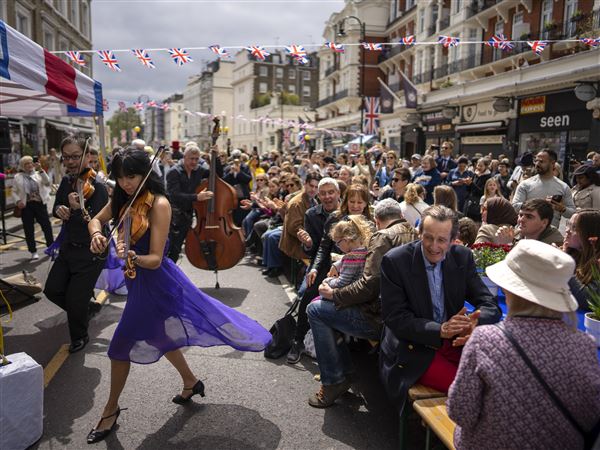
<box><xmin>485</xmin><ymin>240</ymin><xmax>577</xmax><ymax>312</ymax></box>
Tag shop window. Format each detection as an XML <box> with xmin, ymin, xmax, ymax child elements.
<box><xmin>289</xmin><ymin>70</ymin><xmax>296</xmax><ymax>79</ymax></box>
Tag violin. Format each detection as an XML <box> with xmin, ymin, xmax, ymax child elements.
<box><xmin>70</xmin><ymin>167</ymin><xmax>96</xmax><ymax>199</ymax></box>
<box><xmin>118</xmin><ymin>189</ymin><xmax>155</xmax><ymax>280</ymax></box>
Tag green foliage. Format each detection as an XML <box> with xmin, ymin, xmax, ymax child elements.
<box><xmin>281</xmin><ymin>92</ymin><xmax>300</xmax><ymax>105</ymax></box>
<box><xmin>471</xmin><ymin>243</ymin><xmax>511</xmax><ymax>272</ymax></box>
<box><xmin>106</xmin><ymin>107</ymin><xmax>141</xmax><ymax>140</ymax></box>
<box><xmin>586</xmin><ymin>264</ymin><xmax>600</xmax><ymax>320</ymax></box>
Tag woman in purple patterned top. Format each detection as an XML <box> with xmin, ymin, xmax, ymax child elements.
<box><xmin>447</xmin><ymin>240</ymin><xmax>600</xmax><ymax>449</ymax></box>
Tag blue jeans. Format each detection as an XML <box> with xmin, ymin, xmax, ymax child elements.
<box><xmin>262</xmin><ymin>227</ymin><xmax>283</xmax><ymax>269</ymax></box>
<box><xmin>242</xmin><ymin>208</ymin><xmax>263</xmax><ymax>238</ymax></box>
<box><xmin>307</xmin><ymin>299</ymin><xmax>379</xmax><ymax>385</ymax></box>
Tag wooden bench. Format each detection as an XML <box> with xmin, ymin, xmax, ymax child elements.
<box><xmin>413</xmin><ymin>397</ymin><xmax>456</xmax><ymax>450</ymax></box>
<box><xmin>398</xmin><ymin>384</ymin><xmax>446</xmax><ymax>450</ymax></box>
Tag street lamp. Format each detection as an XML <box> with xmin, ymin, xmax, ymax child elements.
<box><xmin>337</xmin><ymin>15</ymin><xmax>366</xmax><ymax>151</ymax></box>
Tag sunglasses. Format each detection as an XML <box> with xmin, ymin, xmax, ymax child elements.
<box><xmin>392</xmin><ymin>177</ymin><xmax>401</xmax><ymax>182</ymax></box>
<box><xmin>285</xmin><ymin>183</ymin><xmax>296</xmax><ymax>188</ymax></box>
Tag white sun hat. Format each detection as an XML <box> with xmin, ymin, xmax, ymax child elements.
<box><xmin>485</xmin><ymin>239</ymin><xmax>578</xmax><ymax>313</ymax></box>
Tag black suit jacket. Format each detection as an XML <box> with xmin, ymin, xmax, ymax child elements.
<box><xmin>379</xmin><ymin>241</ymin><xmax>501</xmax><ymax>411</ymax></box>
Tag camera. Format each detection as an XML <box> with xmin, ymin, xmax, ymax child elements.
<box><xmin>32</xmin><ymin>156</ymin><xmax>39</xmax><ymax>163</ymax></box>
<box><xmin>551</xmin><ymin>194</ymin><xmax>563</xmax><ymax>203</ymax></box>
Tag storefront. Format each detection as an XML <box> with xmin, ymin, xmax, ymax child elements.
<box><xmin>518</xmin><ymin>92</ymin><xmax>593</xmax><ymax>166</ymax></box>
<box><xmin>455</xmin><ymin>100</ymin><xmax>512</xmax><ymax>157</ymax></box>
<box><xmin>422</xmin><ymin>110</ymin><xmax>455</xmax><ymax>152</ymax></box>
<box><xmin>400</xmin><ymin>124</ymin><xmax>423</xmax><ymax>158</ymax></box>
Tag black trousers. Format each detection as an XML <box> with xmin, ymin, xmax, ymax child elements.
<box><xmin>21</xmin><ymin>201</ymin><xmax>54</xmax><ymax>253</ymax></box>
<box><xmin>167</xmin><ymin>213</ymin><xmax>192</xmax><ymax>263</ymax></box>
<box><xmin>44</xmin><ymin>244</ymin><xmax>105</xmax><ymax>342</ymax></box>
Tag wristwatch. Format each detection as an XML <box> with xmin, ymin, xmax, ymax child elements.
<box><xmin>131</xmin><ymin>254</ymin><xmax>139</xmax><ymax>264</ymax></box>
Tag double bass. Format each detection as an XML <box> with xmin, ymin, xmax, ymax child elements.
<box><xmin>184</xmin><ymin>117</ymin><xmax>245</xmax><ymax>287</ymax></box>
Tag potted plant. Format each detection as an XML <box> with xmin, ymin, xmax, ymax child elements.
<box><xmin>471</xmin><ymin>243</ymin><xmax>512</xmax><ymax>296</ymax></box>
<box><xmin>584</xmin><ymin>263</ymin><xmax>600</xmax><ymax>347</ymax></box>
<box><xmin>543</xmin><ymin>20</ymin><xmax>557</xmax><ymax>31</ymax></box>
<box><xmin>570</xmin><ymin>9</ymin><xmax>584</xmax><ymax>22</ymax></box>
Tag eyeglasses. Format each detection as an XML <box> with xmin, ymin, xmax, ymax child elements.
<box><xmin>334</xmin><ymin>238</ymin><xmax>347</xmax><ymax>246</ymax></box>
<box><xmin>285</xmin><ymin>183</ymin><xmax>296</xmax><ymax>188</ymax></box>
<box><xmin>256</xmin><ymin>178</ymin><xmax>267</xmax><ymax>182</ymax></box>
<box><xmin>62</xmin><ymin>154</ymin><xmax>82</xmax><ymax>161</ymax></box>
<box><xmin>441</xmin><ymin>147</ymin><xmax>449</xmax><ymax>150</ymax></box>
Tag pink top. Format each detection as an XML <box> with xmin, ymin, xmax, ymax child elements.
<box><xmin>447</xmin><ymin>317</ymin><xmax>600</xmax><ymax>450</ymax></box>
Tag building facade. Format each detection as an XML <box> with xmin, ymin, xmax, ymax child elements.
<box><xmin>163</xmin><ymin>94</ymin><xmax>185</xmax><ymax>146</ymax></box>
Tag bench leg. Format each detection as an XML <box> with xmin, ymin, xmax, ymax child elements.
<box><xmin>425</xmin><ymin>427</ymin><xmax>431</xmax><ymax>450</ymax></box>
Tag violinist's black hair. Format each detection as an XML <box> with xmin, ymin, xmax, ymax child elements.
<box><xmin>110</xmin><ymin>147</ymin><xmax>166</xmax><ymax>221</ymax></box>
<box><xmin>60</xmin><ymin>134</ymin><xmax>88</xmax><ymax>153</ymax></box>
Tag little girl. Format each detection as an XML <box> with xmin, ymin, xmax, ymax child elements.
<box><xmin>322</xmin><ymin>215</ymin><xmax>373</xmax><ymax>292</ymax></box>
<box><xmin>480</xmin><ymin>177</ymin><xmax>502</xmax><ymax>206</ymax></box>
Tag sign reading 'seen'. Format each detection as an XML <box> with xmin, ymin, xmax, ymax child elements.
<box><xmin>520</xmin><ymin>96</ymin><xmax>546</xmax><ymax>115</ymax></box>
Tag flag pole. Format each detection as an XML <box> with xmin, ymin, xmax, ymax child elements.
<box><xmin>377</xmin><ymin>77</ymin><xmax>403</xmax><ymax>104</ymax></box>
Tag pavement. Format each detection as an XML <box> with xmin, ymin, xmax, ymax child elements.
<box><xmin>0</xmin><ymin>211</ymin><xmax>432</xmax><ymax>449</ymax></box>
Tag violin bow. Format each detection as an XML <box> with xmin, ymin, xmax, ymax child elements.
<box><xmin>100</xmin><ymin>146</ymin><xmax>166</xmax><ymax>254</ymax></box>
<box><xmin>76</xmin><ymin>137</ymin><xmax>92</xmax><ymax>221</ymax></box>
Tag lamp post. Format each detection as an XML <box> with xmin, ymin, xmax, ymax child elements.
<box><xmin>337</xmin><ymin>15</ymin><xmax>366</xmax><ymax>151</ymax></box>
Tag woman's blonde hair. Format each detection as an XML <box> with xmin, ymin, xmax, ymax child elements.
<box><xmin>483</xmin><ymin>177</ymin><xmax>500</xmax><ymax>200</ymax></box>
<box><xmin>18</xmin><ymin>156</ymin><xmax>33</xmax><ymax>171</ymax></box>
<box><xmin>330</xmin><ymin>214</ymin><xmax>373</xmax><ymax>247</ymax></box>
<box><xmin>404</xmin><ymin>183</ymin><xmax>423</xmax><ymax>205</ymax></box>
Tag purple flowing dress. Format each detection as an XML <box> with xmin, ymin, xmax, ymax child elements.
<box><xmin>107</xmin><ymin>230</ymin><xmax>272</xmax><ymax>364</ymax></box>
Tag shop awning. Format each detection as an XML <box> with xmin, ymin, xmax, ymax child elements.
<box><xmin>455</xmin><ymin>121</ymin><xmax>505</xmax><ymax>133</ymax></box>
<box><xmin>0</xmin><ymin>20</ymin><xmax>103</xmax><ymax>118</ymax></box>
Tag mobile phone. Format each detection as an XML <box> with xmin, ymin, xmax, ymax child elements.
<box><xmin>551</xmin><ymin>194</ymin><xmax>563</xmax><ymax>203</ymax></box>
<box><xmin>32</xmin><ymin>156</ymin><xmax>39</xmax><ymax>163</ymax></box>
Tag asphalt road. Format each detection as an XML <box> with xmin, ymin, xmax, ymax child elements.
<box><xmin>0</xmin><ymin>217</ymin><xmax>430</xmax><ymax>450</ymax></box>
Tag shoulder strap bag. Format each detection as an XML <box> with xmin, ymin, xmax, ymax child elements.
<box><xmin>495</xmin><ymin>323</ymin><xmax>600</xmax><ymax>449</ymax></box>
<box><xmin>263</xmin><ymin>296</ymin><xmax>301</xmax><ymax>359</ymax></box>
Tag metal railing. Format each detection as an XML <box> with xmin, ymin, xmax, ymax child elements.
<box><xmin>467</xmin><ymin>0</ymin><xmax>497</xmax><ymax>18</ymax></box>
<box><xmin>434</xmin><ymin>63</ymin><xmax>449</xmax><ymax>79</ymax></box>
<box><xmin>316</xmin><ymin>89</ymin><xmax>349</xmax><ymax>108</ymax></box>
<box><xmin>448</xmin><ymin>53</ymin><xmax>479</xmax><ymax>74</ymax></box>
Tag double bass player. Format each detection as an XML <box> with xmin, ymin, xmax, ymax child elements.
<box><xmin>166</xmin><ymin>144</ymin><xmax>223</xmax><ymax>262</ymax></box>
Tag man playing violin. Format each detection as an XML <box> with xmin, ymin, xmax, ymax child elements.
<box><xmin>43</xmin><ymin>135</ymin><xmax>109</xmax><ymax>353</ymax></box>
<box><xmin>166</xmin><ymin>144</ymin><xmax>222</xmax><ymax>262</ymax></box>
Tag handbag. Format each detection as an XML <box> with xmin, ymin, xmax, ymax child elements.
<box><xmin>264</xmin><ymin>297</ymin><xmax>300</xmax><ymax>359</ymax></box>
<box><xmin>495</xmin><ymin>323</ymin><xmax>600</xmax><ymax>449</ymax></box>
<box><xmin>13</xmin><ymin>205</ymin><xmax>23</xmax><ymax>218</ymax></box>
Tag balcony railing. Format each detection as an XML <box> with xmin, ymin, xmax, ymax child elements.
<box><xmin>434</xmin><ymin>63</ymin><xmax>449</xmax><ymax>79</ymax></box>
<box><xmin>449</xmin><ymin>53</ymin><xmax>479</xmax><ymax>74</ymax></box>
<box><xmin>467</xmin><ymin>0</ymin><xmax>497</xmax><ymax>18</ymax></box>
<box><xmin>325</xmin><ymin>65</ymin><xmax>339</xmax><ymax>77</ymax></box>
<box><xmin>426</xmin><ymin>25</ymin><xmax>436</xmax><ymax>36</ymax></box>
<box><xmin>316</xmin><ymin>89</ymin><xmax>349</xmax><ymax>108</ymax></box>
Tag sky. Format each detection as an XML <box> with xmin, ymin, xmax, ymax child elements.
<box><xmin>91</xmin><ymin>0</ymin><xmax>345</xmax><ymax>117</ymax></box>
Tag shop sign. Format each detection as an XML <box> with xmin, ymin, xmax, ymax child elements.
<box><xmin>463</xmin><ymin>101</ymin><xmax>511</xmax><ymax>123</ymax></box>
<box><xmin>422</xmin><ymin>111</ymin><xmax>448</xmax><ymax>124</ymax></box>
<box><xmin>519</xmin><ymin>109</ymin><xmax>591</xmax><ymax>132</ymax></box>
<box><xmin>462</xmin><ymin>135</ymin><xmax>504</xmax><ymax>145</ymax></box>
<box><xmin>520</xmin><ymin>96</ymin><xmax>546</xmax><ymax>115</ymax></box>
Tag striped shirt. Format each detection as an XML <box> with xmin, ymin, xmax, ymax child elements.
<box><xmin>325</xmin><ymin>247</ymin><xmax>369</xmax><ymax>289</ymax></box>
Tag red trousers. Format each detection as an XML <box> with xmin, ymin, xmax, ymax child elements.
<box><xmin>417</xmin><ymin>340</ymin><xmax>462</xmax><ymax>393</ymax></box>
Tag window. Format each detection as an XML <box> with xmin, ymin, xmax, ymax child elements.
<box><xmin>42</xmin><ymin>24</ymin><xmax>55</xmax><ymax>50</ymax></box>
<box><xmin>564</xmin><ymin>0</ymin><xmax>578</xmax><ymax>37</ymax></box>
<box><xmin>289</xmin><ymin>70</ymin><xmax>296</xmax><ymax>79</ymax></box>
<box><xmin>303</xmin><ymin>71</ymin><xmax>311</xmax><ymax>81</ymax></box>
<box><xmin>453</xmin><ymin>0</ymin><xmax>460</xmax><ymax>14</ymax></box>
<box><xmin>406</xmin><ymin>0</ymin><xmax>415</xmax><ymax>9</ymax></box>
<box><xmin>493</xmin><ymin>21</ymin><xmax>504</xmax><ymax>60</ymax></box>
<box><xmin>303</xmin><ymin>86</ymin><xmax>311</xmax><ymax>97</ymax></box>
<box><xmin>288</xmin><ymin>85</ymin><xmax>296</xmax><ymax>94</ymax></box>
<box><xmin>81</xmin><ymin>1</ymin><xmax>90</xmax><ymax>37</ymax></box>
<box><xmin>276</xmin><ymin>68</ymin><xmax>284</xmax><ymax>78</ymax></box>
<box><xmin>272</xmin><ymin>54</ymin><xmax>280</xmax><ymax>64</ymax></box>
<box><xmin>418</xmin><ymin>10</ymin><xmax>425</xmax><ymax>33</ymax></box>
<box><xmin>70</xmin><ymin>0</ymin><xmax>80</xmax><ymax>30</ymax></box>
<box><xmin>55</xmin><ymin>0</ymin><xmax>67</xmax><ymax>16</ymax></box>
<box><xmin>15</xmin><ymin>5</ymin><xmax>32</xmax><ymax>38</ymax></box>
<box><xmin>541</xmin><ymin>0</ymin><xmax>553</xmax><ymax>39</ymax></box>
<box><xmin>259</xmin><ymin>66</ymin><xmax>268</xmax><ymax>77</ymax></box>
<box><xmin>276</xmin><ymin>83</ymin><xmax>283</xmax><ymax>92</ymax></box>
<box><xmin>259</xmin><ymin>82</ymin><xmax>268</xmax><ymax>93</ymax></box>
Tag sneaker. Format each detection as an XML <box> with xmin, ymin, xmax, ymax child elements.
<box><xmin>308</xmin><ymin>379</ymin><xmax>352</xmax><ymax>408</ymax></box>
<box><xmin>68</xmin><ymin>336</ymin><xmax>90</xmax><ymax>354</ymax></box>
<box><xmin>286</xmin><ymin>340</ymin><xmax>304</xmax><ymax>364</ymax></box>
<box><xmin>30</xmin><ymin>252</ymin><xmax>39</xmax><ymax>260</ymax></box>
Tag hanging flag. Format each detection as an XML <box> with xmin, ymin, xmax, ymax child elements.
<box><xmin>527</xmin><ymin>40</ymin><xmax>547</xmax><ymax>55</ymax></box>
<box><xmin>362</xmin><ymin>42</ymin><xmax>383</xmax><ymax>51</ymax></box>
<box><xmin>285</xmin><ymin>45</ymin><xmax>309</xmax><ymax>64</ymax></box>
<box><xmin>363</xmin><ymin>97</ymin><xmax>380</xmax><ymax>135</ymax></box>
<box><xmin>65</xmin><ymin>51</ymin><xmax>86</xmax><ymax>66</ymax></box>
<box><xmin>118</xmin><ymin>101</ymin><xmax>127</xmax><ymax>112</ymax></box>
<box><xmin>580</xmin><ymin>38</ymin><xmax>600</xmax><ymax>48</ymax></box>
<box><xmin>209</xmin><ymin>45</ymin><xmax>230</xmax><ymax>58</ymax></box>
<box><xmin>97</xmin><ymin>50</ymin><xmax>121</xmax><ymax>72</ymax></box>
<box><xmin>133</xmin><ymin>101</ymin><xmax>144</xmax><ymax>111</ymax></box>
<box><xmin>398</xmin><ymin>70</ymin><xmax>418</xmax><ymax>108</ymax></box>
<box><xmin>438</xmin><ymin>36</ymin><xmax>460</xmax><ymax>48</ymax></box>
<box><xmin>246</xmin><ymin>45</ymin><xmax>270</xmax><ymax>60</ymax></box>
<box><xmin>132</xmin><ymin>49</ymin><xmax>155</xmax><ymax>68</ymax></box>
<box><xmin>401</xmin><ymin>35</ymin><xmax>415</xmax><ymax>46</ymax></box>
<box><xmin>324</xmin><ymin>42</ymin><xmax>345</xmax><ymax>53</ymax></box>
<box><xmin>379</xmin><ymin>80</ymin><xmax>394</xmax><ymax>114</ymax></box>
<box><xmin>102</xmin><ymin>99</ymin><xmax>109</xmax><ymax>111</ymax></box>
<box><xmin>486</xmin><ymin>34</ymin><xmax>514</xmax><ymax>51</ymax></box>
<box><xmin>160</xmin><ymin>103</ymin><xmax>170</xmax><ymax>111</ymax></box>
<box><xmin>147</xmin><ymin>100</ymin><xmax>157</xmax><ymax>108</ymax></box>
<box><xmin>168</xmin><ymin>48</ymin><xmax>193</xmax><ymax>66</ymax></box>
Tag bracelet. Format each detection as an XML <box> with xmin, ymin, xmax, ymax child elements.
<box><xmin>131</xmin><ymin>254</ymin><xmax>139</xmax><ymax>264</ymax></box>
<box><xmin>91</xmin><ymin>231</ymin><xmax>102</xmax><ymax>238</ymax></box>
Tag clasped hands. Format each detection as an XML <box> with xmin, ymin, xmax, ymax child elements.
<box><xmin>441</xmin><ymin>307</ymin><xmax>480</xmax><ymax>347</ymax></box>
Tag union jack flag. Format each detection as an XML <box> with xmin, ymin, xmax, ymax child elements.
<box><xmin>324</xmin><ymin>42</ymin><xmax>345</xmax><ymax>53</ymax></box>
<box><xmin>286</xmin><ymin>45</ymin><xmax>309</xmax><ymax>64</ymax></box>
<box><xmin>209</xmin><ymin>45</ymin><xmax>230</xmax><ymax>58</ymax></box>
<box><xmin>118</xmin><ymin>101</ymin><xmax>127</xmax><ymax>112</ymax></box>
<box><xmin>134</xmin><ymin>102</ymin><xmax>144</xmax><ymax>111</ymax></box>
<box><xmin>132</xmin><ymin>49</ymin><xmax>155</xmax><ymax>68</ymax></box>
<box><xmin>245</xmin><ymin>45</ymin><xmax>270</xmax><ymax>60</ymax></box>
<box><xmin>438</xmin><ymin>36</ymin><xmax>460</xmax><ymax>48</ymax></box>
<box><xmin>580</xmin><ymin>38</ymin><xmax>600</xmax><ymax>47</ymax></box>
<box><xmin>102</xmin><ymin>99</ymin><xmax>109</xmax><ymax>111</ymax></box>
<box><xmin>168</xmin><ymin>48</ymin><xmax>193</xmax><ymax>66</ymax></box>
<box><xmin>362</xmin><ymin>42</ymin><xmax>383</xmax><ymax>51</ymax></box>
<box><xmin>97</xmin><ymin>50</ymin><xmax>121</xmax><ymax>72</ymax></box>
<box><xmin>527</xmin><ymin>40</ymin><xmax>547</xmax><ymax>55</ymax></box>
<box><xmin>147</xmin><ymin>100</ymin><xmax>157</xmax><ymax>108</ymax></box>
<box><xmin>486</xmin><ymin>34</ymin><xmax>514</xmax><ymax>51</ymax></box>
<box><xmin>363</xmin><ymin>97</ymin><xmax>380</xmax><ymax>135</ymax></box>
<box><xmin>160</xmin><ymin>103</ymin><xmax>170</xmax><ymax>111</ymax></box>
<box><xmin>401</xmin><ymin>35</ymin><xmax>415</xmax><ymax>46</ymax></box>
<box><xmin>65</xmin><ymin>51</ymin><xmax>86</xmax><ymax>66</ymax></box>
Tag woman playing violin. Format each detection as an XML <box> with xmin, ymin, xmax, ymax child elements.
<box><xmin>43</xmin><ymin>135</ymin><xmax>108</xmax><ymax>354</ymax></box>
<box><xmin>86</xmin><ymin>148</ymin><xmax>271</xmax><ymax>444</ymax></box>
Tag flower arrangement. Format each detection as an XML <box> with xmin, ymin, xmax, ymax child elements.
<box><xmin>471</xmin><ymin>242</ymin><xmax>511</xmax><ymax>273</ymax></box>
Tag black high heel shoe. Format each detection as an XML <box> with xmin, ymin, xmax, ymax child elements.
<box><xmin>172</xmin><ymin>380</ymin><xmax>205</xmax><ymax>404</ymax></box>
<box><xmin>86</xmin><ymin>407</ymin><xmax>127</xmax><ymax>444</ymax></box>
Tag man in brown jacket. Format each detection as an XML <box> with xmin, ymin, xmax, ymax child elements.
<box><xmin>306</xmin><ymin>198</ymin><xmax>417</xmax><ymax>407</ymax></box>
<box><xmin>279</xmin><ymin>171</ymin><xmax>321</xmax><ymax>260</ymax></box>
